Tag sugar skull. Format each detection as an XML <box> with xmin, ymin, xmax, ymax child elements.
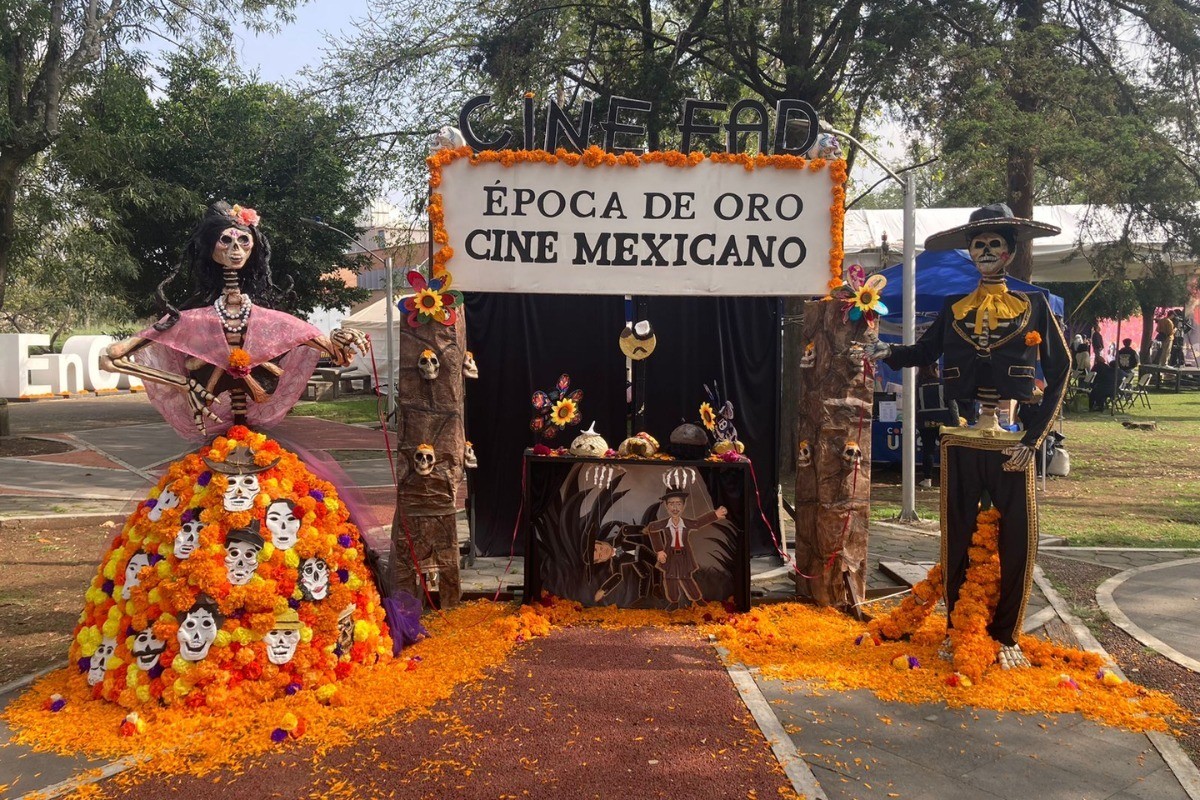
<box><xmin>968</xmin><ymin>230</ymin><xmax>1013</xmax><ymax>277</ymax></box>
<box><xmin>264</xmin><ymin>608</ymin><xmax>302</xmax><ymax>666</ymax></box>
<box><xmin>224</xmin><ymin>521</ymin><xmax>263</xmax><ymax>586</ymax></box>
<box><xmin>131</xmin><ymin>628</ymin><xmax>166</xmax><ymax>671</ymax></box>
<box><xmin>842</xmin><ymin>440</ymin><xmax>863</xmax><ymax>466</ymax></box>
<box><xmin>176</xmin><ymin>601</ymin><xmax>221</xmax><ymax>661</ymax></box>
<box><xmin>174</xmin><ymin>519</ymin><xmax>202</xmax><ymax>560</ymax></box>
<box><xmin>797</xmin><ymin>440</ymin><xmax>812</xmax><ymax>469</ymax></box>
<box><xmin>87</xmin><ymin>637</ymin><xmax>116</xmax><ymax>686</ymax></box>
<box><xmin>265</xmin><ymin>498</ymin><xmax>300</xmax><ymax>550</ymax></box>
<box><xmin>800</xmin><ymin>342</ymin><xmax>816</xmax><ymax>368</ymax></box>
<box><xmin>418</xmin><ymin>349</ymin><xmax>440</xmax><ymax>380</ymax></box>
<box><xmin>462</xmin><ymin>351</ymin><xmax>479</xmax><ymax>379</ymax></box>
<box><xmin>464</xmin><ymin>441</ymin><xmax>478</xmax><ymax>469</ymax></box>
<box><xmin>148</xmin><ymin>488</ymin><xmax>179</xmax><ymax>522</ymax></box>
<box><xmin>299</xmin><ymin>556</ymin><xmax>330</xmax><ymax>600</ymax></box>
<box><xmin>122</xmin><ymin>552</ymin><xmax>151</xmax><ymax>599</ymax></box>
<box><xmin>413</xmin><ymin>444</ymin><xmax>436</xmax><ymax>477</ymax></box>
<box><xmin>222</xmin><ymin>474</ymin><xmax>260</xmax><ymax>512</ymax></box>
<box><xmin>337</xmin><ymin>604</ymin><xmax>355</xmax><ymax>654</ymax></box>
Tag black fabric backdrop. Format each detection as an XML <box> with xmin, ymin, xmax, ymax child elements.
<box><xmin>464</xmin><ymin>293</ymin><xmax>782</xmax><ymax>557</ymax></box>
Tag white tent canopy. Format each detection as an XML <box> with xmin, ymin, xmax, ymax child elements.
<box><xmin>844</xmin><ymin>204</ymin><xmax>1197</xmax><ymax>282</ymax></box>
<box><xmin>340</xmin><ymin>296</ymin><xmax>400</xmax><ymax>383</ymax></box>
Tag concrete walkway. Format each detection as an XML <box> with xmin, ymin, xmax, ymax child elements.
<box><xmin>1098</xmin><ymin>558</ymin><xmax>1200</xmax><ymax>674</ymax></box>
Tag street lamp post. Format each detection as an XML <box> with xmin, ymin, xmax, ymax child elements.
<box><xmin>818</xmin><ymin>123</ymin><xmax>922</xmax><ymax>522</ymax></box>
<box><xmin>300</xmin><ymin>217</ymin><xmax>398</xmax><ymax>422</ymax></box>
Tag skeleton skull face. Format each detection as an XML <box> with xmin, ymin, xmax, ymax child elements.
<box><xmin>88</xmin><ymin>637</ymin><xmax>117</xmax><ymax>686</ymax></box>
<box><xmin>968</xmin><ymin>230</ymin><xmax>1012</xmax><ymax>277</ymax></box>
<box><xmin>122</xmin><ymin>552</ymin><xmax>151</xmax><ymax>599</ymax></box>
<box><xmin>299</xmin><ymin>557</ymin><xmax>329</xmax><ymax>600</ymax></box>
<box><xmin>337</xmin><ymin>605</ymin><xmax>355</xmax><ymax>654</ymax></box>
<box><xmin>225</xmin><ymin>538</ymin><xmax>261</xmax><ymax>586</ymax></box>
<box><xmin>264</xmin><ymin>626</ymin><xmax>301</xmax><ymax>665</ymax></box>
<box><xmin>842</xmin><ymin>441</ymin><xmax>863</xmax><ymax>466</ymax></box>
<box><xmin>222</xmin><ymin>474</ymin><xmax>260</xmax><ymax>511</ymax></box>
<box><xmin>463</xmin><ymin>442</ymin><xmax>478</xmax><ymax>469</ymax></box>
<box><xmin>212</xmin><ymin>226</ymin><xmax>254</xmax><ymax>270</ymax></box>
<box><xmin>265</xmin><ymin>500</ymin><xmax>300</xmax><ymax>550</ymax></box>
<box><xmin>177</xmin><ymin>605</ymin><xmax>219</xmax><ymax>661</ymax></box>
<box><xmin>797</xmin><ymin>440</ymin><xmax>812</xmax><ymax>468</ymax></box>
<box><xmin>413</xmin><ymin>445</ymin><xmax>436</xmax><ymax>477</ymax></box>
<box><xmin>131</xmin><ymin>628</ymin><xmax>166</xmax><ymax>671</ymax></box>
<box><xmin>800</xmin><ymin>343</ymin><xmax>816</xmax><ymax>368</ymax></box>
<box><xmin>418</xmin><ymin>349</ymin><xmax>440</xmax><ymax>380</ymax></box>
<box><xmin>462</xmin><ymin>351</ymin><xmax>479</xmax><ymax>379</ymax></box>
<box><xmin>148</xmin><ymin>488</ymin><xmax>180</xmax><ymax>522</ymax></box>
<box><xmin>174</xmin><ymin>520</ymin><xmax>202</xmax><ymax>560</ymax></box>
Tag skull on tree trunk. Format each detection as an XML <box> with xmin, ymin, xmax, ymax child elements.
<box><xmin>414</xmin><ymin>444</ymin><xmax>436</xmax><ymax>476</ymax></box>
<box><xmin>464</xmin><ymin>441</ymin><xmax>478</xmax><ymax>469</ymax></box>
<box><xmin>462</xmin><ymin>351</ymin><xmax>479</xmax><ymax>379</ymax></box>
<box><xmin>797</xmin><ymin>439</ymin><xmax>812</xmax><ymax>468</ymax></box>
<box><xmin>842</xmin><ymin>440</ymin><xmax>863</xmax><ymax>466</ymax></box>
<box><xmin>418</xmin><ymin>349</ymin><xmax>440</xmax><ymax>380</ymax></box>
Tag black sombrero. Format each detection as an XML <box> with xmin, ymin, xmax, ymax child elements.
<box><xmin>924</xmin><ymin>203</ymin><xmax>1061</xmax><ymax>252</ymax></box>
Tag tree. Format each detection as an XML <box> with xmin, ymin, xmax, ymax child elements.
<box><xmin>53</xmin><ymin>53</ymin><xmax>374</xmax><ymax>317</ymax></box>
<box><xmin>0</xmin><ymin>0</ymin><xmax>299</xmax><ymax>310</ymax></box>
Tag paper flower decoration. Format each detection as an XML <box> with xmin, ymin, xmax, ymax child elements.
<box><xmin>531</xmin><ymin>374</ymin><xmax>584</xmax><ymax>439</ymax></box>
<box><xmin>1025</xmin><ymin>331</ymin><xmax>1042</xmax><ymax>347</ymax></box>
<box><xmin>891</xmin><ymin>654</ymin><xmax>920</xmax><ymax>670</ymax></box>
<box><xmin>830</xmin><ymin>263</ymin><xmax>888</xmax><ymax>324</ymax></box>
<box><xmin>228</xmin><ymin>347</ymin><xmax>251</xmax><ymax>379</ymax></box>
<box><xmin>853</xmin><ymin>633</ymin><xmax>879</xmax><ymax>647</ymax></box>
<box><xmin>228</xmin><ymin>204</ymin><xmax>260</xmax><ymax>227</ymax></box>
<box><xmin>945</xmin><ymin>672</ymin><xmax>973</xmax><ymax>688</ymax></box>
<box><xmin>699</xmin><ymin>402</ymin><xmax>717</xmax><ymax>432</ymax></box>
<box><xmin>401</xmin><ymin>270</ymin><xmax>463</xmax><ymax>327</ymax></box>
<box><xmin>1057</xmin><ymin>673</ymin><xmax>1080</xmax><ymax>691</ymax></box>
<box><xmin>1097</xmin><ymin>667</ymin><xmax>1124</xmax><ymax>686</ymax></box>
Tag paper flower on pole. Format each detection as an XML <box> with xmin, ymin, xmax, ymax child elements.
<box><xmin>830</xmin><ymin>263</ymin><xmax>888</xmax><ymax>324</ymax></box>
<box><xmin>400</xmin><ymin>270</ymin><xmax>462</xmax><ymax>327</ymax></box>
<box><xmin>531</xmin><ymin>374</ymin><xmax>583</xmax><ymax>439</ymax></box>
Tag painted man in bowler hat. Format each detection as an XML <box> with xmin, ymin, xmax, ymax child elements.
<box><xmin>646</xmin><ymin>490</ymin><xmax>727</xmax><ymax>609</ymax></box>
<box><xmin>867</xmin><ymin>203</ymin><xmax>1071</xmax><ymax>669</ymax></box>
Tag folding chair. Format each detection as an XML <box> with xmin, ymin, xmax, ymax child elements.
<box><xmin>1129</xmin><ymin>372</ymin><xmax>1153</xmax><ymax>410</ymax></box>
<box><xmin>1113</xmin><ymin>374</ymin><xmax>1135</xmax><ymax>412</ymax></box>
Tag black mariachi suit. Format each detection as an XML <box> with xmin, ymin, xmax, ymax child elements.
<box><xmin>884</xmin><ymin>285</ymin><xmax>1070</xmax><ymax>645</ymax></box>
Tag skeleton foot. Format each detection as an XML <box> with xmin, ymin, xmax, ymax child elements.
<box><xmin>938</xmin><ymin>636</ymin><xmax>954</xmax><ymax>661</ymax></box>
<box><xmin>997</xmin><ymin>643</ymin><xmax>1030</xmax><ymax>669</ymax></box>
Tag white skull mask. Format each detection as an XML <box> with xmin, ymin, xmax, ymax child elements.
<box><xmin>800</xmin><ymin>343</ymin><xmax>816</xmax><ymax>368</ymax></box>
<box><xmin>212</xmin><ymin>226</ymin><xmax>254</xmax><ymax>270</ymax></box>
<box><xmin>88</xmin><ymin>637</ymin><xmax>117</xmax><ymax>686</ymax></box>
<box><xmin>174</xmin><ymin>520</ymin><xmax>202</xmax><ymax>560</ymax></box>
<box><xmin>413</xmin><ymin>446</ymin><xmax>436</xmax><ymax>477</ymax></box>
<box><xmin>464</xmin><ymin>442</ymin><xmax>478</xmax><ymax>469</ymax></box>
<box><xmin>969</xmin><ymin>231</ymin><xmax>1012</xmax><ymax>277</ymax></box>
<box><xmin>462</xmin><ymin>351</ymin><xmax>479</xmax><ymax>379</ymax></box>
<box><xmin>337</xmin><ymin>605</ymin><xmax>355</xmax><ymax>653</ymax></box>
<box><xmin>131</xmin><ymin>628</ymin><xmax>165</xmax><ymax>671</ymax></box>
<box><xmin>797</xmin><ymin>440</ymin><xmax>812</xmax><ymax>468</ymax></box>
<box><xmin>148</xmin><ymin>488</ymin><xmax>180</xmax><ymax>522</ymax></box>
<box><xmin>418</xmin><ymin>349</ymin><xmax>440</xmax><ymax>380</ymax></box>
<box><xmin>265</xmin><ymin>500</ymin><xmax>300</xmax><ymax>550</ymax></box>
<box><xmin>299</xmin><ymin>557</ymin><xmax>329</xmax><ymax>600</ymax></box>
<box><xmin>224</xmin><ymin>537</ymin><xmax>262</xmax><ymax>586</ymax></box>
<box><xmin>223</xmin><ymin>474</ymin><xmax>260</xmax><ymax>511</ymax></box>
<box><xmin>122</xmin><ymin>552</ymin><xmax>151</xmax><ymax>599</ymax></box>
<box><xmin>843</xmin><ymin>441</ymin><xmax>863</xmax><ymax>465</ymax></box>
<box><xmin>264</xmin><ymin>627</ymin><xmax>301</xmax><ymax>665</ymax></box>
<box><xmin>177</xmin><ymin>606</ymin><xmax>219</xmax><ymax>661</ymax></box>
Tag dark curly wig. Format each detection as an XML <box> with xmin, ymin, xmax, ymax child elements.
<box><xmin>154</xmin><ymin>201</ymin><xmax>289</xmax><ymax>331</ymax></box>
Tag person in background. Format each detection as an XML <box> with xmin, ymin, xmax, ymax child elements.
<box><xmin>1091</xmin><ymin>328</ymin><xmax>1105</xmax><ymax>369</ymax></box>
<box><xmin>915</xmin><ymin>363</ymin><xmax>959</xmax><ymax>488</ymax></box>
<box><xmin>1089</xmin><ymin>358</ymin><xmax>1118</xmax><ymax>411</ymax></box>
<box><xmin>1071</xmin><ymin>334</ymin><xmax>1091</xmax><ymax>373</ymax></box>
<box><xmin>1116</xmin><ymin>338</ymin><xmax>1139</xmax><ymax>379</ymax></box>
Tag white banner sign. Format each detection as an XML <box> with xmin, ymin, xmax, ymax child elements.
<box><xmin>437</xmin><ymin>157</ymin><xmax>839</xmax><ymax>296</ymax></box>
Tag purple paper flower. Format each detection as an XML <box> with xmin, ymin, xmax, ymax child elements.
<box><xmin>336</xmin><ymin>569</ymin><xmax>350</xmax><ymax>584</ymax></box>
<box><xmin>288</xmin><ymin>598</ymin><xmax>300</xmax><ymax>610</ymax></box>
<box><xmin>197</xmin><ymin>471</ymin><xmax>212</xmax><ymax>487</ymax></box>
<box><xmin>148</xmin><ymin>553</ymin><xmax>164</xmax><ymax>565</ymax></box>
<box><xmin>78</xmin><ymin>657</ymin><xmax>91</xmax><ymax>673</ymax></box>
<box><xmin>101</xmin><ymin>580</ymin><xmax>114</xmax><ymax>596</ymax></box>
<box><xmin>308</xmin><ymin>489</ymin><xmax>325</xmax><ymax>502</ymax></box>
<box><xmin>144</xmin><ymin>498</ymin><xmax>158</xmax><ymax>509</ymax></box>
<box><xmin>285</xmin><ymin>682</ymin><xmax>302</xmax><ymax>696</ymax></box>
<box><xmin>270</xmin><ymin>728</ymin><xmax>289</xmax><ymax>743</ymax></box>
<box><xmin>337</xmin><ymin>535</ymin><xmax>352</xmax><ymax>548</ymax></box>
<box><xmin>907</xmin><ymin>656</ymin><xmax>921</xmax><ymax>669</ymax></box>
<box><xmin>148</xmin><ymin>664</ymin><xmax>164</xmax><ymax>679</ymax></box>
<box><xmin>181</xmin><ymin>508</ymin><xmax>198</xmax><ymax>524</ymax></box>
<box><xmin>49</xmin><ymin>698</ymin><xmax>66</xmax><ymax>712</ymax></box>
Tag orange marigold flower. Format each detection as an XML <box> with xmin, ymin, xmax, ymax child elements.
<box><xmin>1025</xmin><ymin>331</ymin><xmax>1042</xmax><ymax>347</ymax></box>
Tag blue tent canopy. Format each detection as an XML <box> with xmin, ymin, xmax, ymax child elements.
<box><xmin>876</xmin><ymin>249</ymin><xmax>1064</xmax><ymax>321</ymax></box>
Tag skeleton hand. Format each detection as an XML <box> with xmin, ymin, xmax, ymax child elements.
<box><xmin>1002</xmin><ymin>444</ymin><xmax>1035</xmax><ymax>472</ymax></box>
<box><xmin>855</xmin><ymin>329</ymin><xmax>892</xmax><ymax>362</ymax></box>
<box><xmin>328</xmin><ymin>327</ymin><xmax>370</xmax><ymax>366</ymax></box>
<box><xmin>184</xmin><ymin>379</ymin><xmax>220</xmax><ymax>434</ymax></box>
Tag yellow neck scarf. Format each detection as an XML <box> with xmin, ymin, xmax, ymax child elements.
<box><xmin>951</xmin><ymin>280</ymin><xmax>1028</xmax><ymax>335</ymax></box>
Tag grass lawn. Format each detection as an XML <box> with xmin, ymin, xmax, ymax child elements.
<box><xmin>870</xmin><ymin>389</ymin><xmax>1200</xmax><ymax>548</ymax></box>
<box><xmin>289</xmin><ymin>395</ymin><xmax>384</xmax><ymax>425</ymax></box>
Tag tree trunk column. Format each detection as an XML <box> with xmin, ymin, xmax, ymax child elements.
<box><xmin>389</xmin><ymin>312</ymin><xmax>467</xmax><ymax>608</ymax></box>
<box><xmin>793</xmin><ymin>300</ymin><xmax>872</xmax><ymax>609</ymax></box>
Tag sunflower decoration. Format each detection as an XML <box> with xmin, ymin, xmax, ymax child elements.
<box><xmin>400</xmin><ymin>269</ymin><xmax>463</xmax><ymax>327</ymax></box>
<box><xmin>530</xmin><ymin>373</ymin><xmax>584</xmax><ymax>439</ymax></box>
<box><xmin>699</xmin><ymin>401</ymin><xmax>717</xmax><ymax>432</ymax></box>
<box><xmin>830</xmin><ymin>263</ymin><xmax>888</xmax><ymax>324</ymax></box>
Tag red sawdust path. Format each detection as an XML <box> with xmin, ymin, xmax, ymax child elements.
<box><xmin>104</xmin><ymin>626</ymin><xmax>795</xmax><ymax>800</ymax></box>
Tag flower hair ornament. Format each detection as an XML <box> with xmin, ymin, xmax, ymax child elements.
<box><xmin>228</xmin><ymin>204</ymin><xmax>260</xmax><ymax>227</ymax></box>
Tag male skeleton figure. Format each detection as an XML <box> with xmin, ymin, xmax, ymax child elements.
<box><xmin>866</xmin><ymin>204</ymin><xmax>1070</xmax><ymax>668</ymax></box>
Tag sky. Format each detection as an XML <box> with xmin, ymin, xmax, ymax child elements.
<box><xmin>233</xmin><ymin>0</ymin><xmax>375</xmax><ymax>83</ymax></box>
